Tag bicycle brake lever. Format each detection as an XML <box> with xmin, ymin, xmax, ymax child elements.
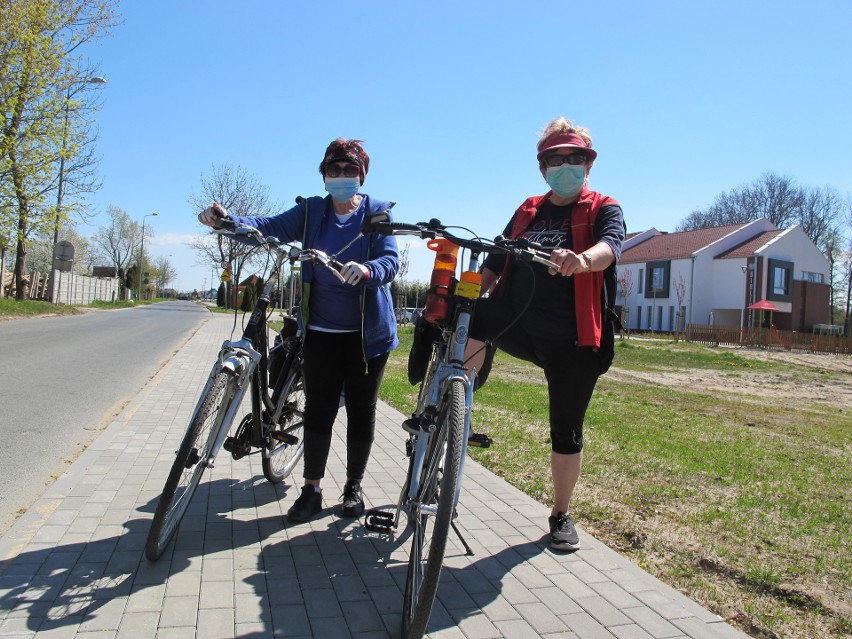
<box><xmin>327</xmin><ymin>258</ymin><xmax>348</xmax><ymax>284</ymax></box>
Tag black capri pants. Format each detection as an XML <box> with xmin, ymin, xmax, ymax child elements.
<box><xmin>301</xmin><ymin>329</ymin><xmax>390</xmax><ymax>481</ymax></box>
<box><xmin>469</xmin><ymin>297</ymin><xmax>602</xmax><ymax>455</ymax></box>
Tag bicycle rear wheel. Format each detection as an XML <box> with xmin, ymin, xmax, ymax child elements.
<box><xmin>402</xmin><ymin>377</ymin><xmax>466</xmax><ymax>639</ymax></box>
<box><xmin>262</xmin><ymin>364</ymin><xmax>305</xmax><ymax>483</ymax></box>
<box><xmin>145</xmin><ymin>370</ymin><xmax>233</xmax><ymax>561</ymax></box>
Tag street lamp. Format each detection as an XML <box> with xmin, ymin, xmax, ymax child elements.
<box><xmin>48</xmin><ymin>75</ymin><xmax>108</xmax><ymax>302</ymax></box>
<box><xmin>139</xmin><ymin>212</ymin><xmax>158</xmax><ymax>300</ymax></box>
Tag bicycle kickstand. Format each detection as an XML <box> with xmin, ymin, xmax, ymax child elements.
<box><xmin>451</xmin><ymin>518</ymin><xmax>475</xmax><ymax>556</ymax></box>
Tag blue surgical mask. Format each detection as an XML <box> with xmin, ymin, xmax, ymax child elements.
<box><xmin>545</xmin><ymin>164</ymin><xmax>586</xmax><ymax>199</ymax></box>
<box><xmin>324</xmin><ymin>176</ymin><xmax>361</xmax><ymax>202</ymax></box>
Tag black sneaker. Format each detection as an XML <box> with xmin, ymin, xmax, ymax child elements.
<box><xmin>549</xmin><ymin>512</ymin><xmax>580</xmax><ymax>551</ymax></box>
<box><xmin>287</xmin><ymin>485</ymin><xmax>322</xmax><ymax>522</ymax></box>
<box><xmin>340</xmin><ymin>479</ymin><xmax>365</xmax><ymax>517</ymax></box>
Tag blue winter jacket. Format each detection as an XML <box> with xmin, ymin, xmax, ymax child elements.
<box><xmin>228</xmin><ymin>195</ymin><xmax>400</xmax><ymax>361</ymax></box>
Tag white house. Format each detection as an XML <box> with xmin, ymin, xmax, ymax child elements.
<box><xmin>616</xmin><ymin>219</ymin><xmax>832</xmax><ymax>333</ymax></box>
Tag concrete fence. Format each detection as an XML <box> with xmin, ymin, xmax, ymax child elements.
<box><xmin>50</xmin><ymin>269</ymin><xmax>120</xmax><ymax>305</ymax></box>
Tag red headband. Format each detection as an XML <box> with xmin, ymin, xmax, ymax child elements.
<box><xmin>537</xmin><ymin>132</ymin><xmax>597</xmax><ymax>161</ymax></box>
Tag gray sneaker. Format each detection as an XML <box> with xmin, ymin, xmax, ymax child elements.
<box><xmin>549</xmin><ymin>512</ymin><xmax>580</xmax><ymax>551</ymax></box>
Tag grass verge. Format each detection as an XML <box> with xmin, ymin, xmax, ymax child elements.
<box><xmin>380</xmin><ymin>329</ymin><xmax>852</xmax><ymax>639</ymax></box>
<box><xmin>0</xmin><ymin>298</ymin><xmax>81</xmax><ymax>317</ymax></box>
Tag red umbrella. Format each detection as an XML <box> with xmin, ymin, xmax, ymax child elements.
<box><xmin>747</xmin><ymin>299</ymin><xmax>781</xmax><ymax>328</ymax></box>
<box><xmin>747</xmin><ymin>299</ymin><xmax>780</xmax><ymax>311</ymax></box>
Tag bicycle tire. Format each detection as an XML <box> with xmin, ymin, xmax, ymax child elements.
<box><xmin>262</xmin><ymin>363</ymin><xmax>305</xmax><ymax>483</ymax></box>
<box><xmin>402</xmin><ymin>377</ymin><xmax>466</xmax><ymax>639</ymax></box>
<box><xmin>145</xmin><ymin>371</ymin><xmax>233</xmax><ymax>561</ymax></box>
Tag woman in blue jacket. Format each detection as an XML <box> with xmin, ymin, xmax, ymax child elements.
<box><xmin>200</xmin><ymin>139</ymin><xmax>399</xmax><ymax>523</ymax></box>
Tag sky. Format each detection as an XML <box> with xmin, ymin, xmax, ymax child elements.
<box><xmin>76</xmin><ymin>0</ymin><xmax>851</xmax><ymax>292</ymax></box>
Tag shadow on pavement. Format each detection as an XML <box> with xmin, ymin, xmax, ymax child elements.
<box><xmin>0</xmin><ymin>476</ymin><xmax>295</xmax><ymax>633</ymax></box>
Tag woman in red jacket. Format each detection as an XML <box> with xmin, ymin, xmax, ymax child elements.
<box><xmin>469</xmin><ymin>117</ymin><xmax>625</xmax><ymax>551</ymax></box>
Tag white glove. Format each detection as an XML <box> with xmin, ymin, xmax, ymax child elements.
<box><xmin>341</xmin><ymin>261</ymin><xmax>370</xmax><ymax>285</ymax></box>
<box><xmin>199</xmin><ymin>202</ymin><xmax>228</xmax><ymax>226</ymax></box>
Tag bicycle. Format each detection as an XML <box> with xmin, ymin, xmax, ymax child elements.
<box><xmin>145</xmin><ymin>219</ymin><xmax>357</xmax><ymax>561</ymax></box>
<box><xmin>362</xmin><ymin>218</ymin><xmax>559</xmax><ymax>639</ymax></box>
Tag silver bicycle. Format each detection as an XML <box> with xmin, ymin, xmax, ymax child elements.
<box><xmin>363</xmin><ymin>218</ymin><xmax>559</xmax><ymax>639</ymax></box>
<box><xmin>145</xmin><ymin>220</ymin><xmax>356</xmax><ymax>561</ymax></box>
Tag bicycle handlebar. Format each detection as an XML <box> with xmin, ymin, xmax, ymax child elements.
<box><xmin>212</xmin><ymin>219</ymin><xmax>349</xmax><ymax>282</ymax></box>
<box><xmin>365</xmin><ymin>219</ymin><xmax>561</xmax><ymax>271</ymax></box>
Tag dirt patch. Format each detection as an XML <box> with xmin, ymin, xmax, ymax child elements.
<box><xmin>607</xmin><ymin>348</ymin><xmax>852</xmax><ymax>409</ymax></box>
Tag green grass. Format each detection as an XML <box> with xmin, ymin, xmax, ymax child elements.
<box><xmin>380</xmin><ymin>331</ymin><xmax>852</xmax><ymax>639</ymax></box>
<box><xmin>0</xmin><ymin>298</ymin><xmax>81</xmax><ymax>316</ymax></box>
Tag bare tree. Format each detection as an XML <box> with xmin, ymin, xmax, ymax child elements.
<box><xmin>673</xmin><ymin>273</ymin><xmax>688</xmax><ymax>336</ymax></box>
<box><xmin>798</xmin><ymin>185</ymin><xmax>842</xmax><ymax>253</ymax></box>
<box><xmin>676</xmin><ymin>172</ymin><xmax>803</xmax><ymax>232</ymax></box>
<box><xmin>152</xmin><ymin>254</ymin><xmax>177</xmax><ymax>294</ymax></box>
<box><xmin>396</xmin><ymin>243</ymin><xmax>410</xmax><ymax>307</ymax></box>
<box><xmin>188</xmin><ymin>164</ymin><xmax>280</xmax><ymax>309</ymax></box>
<box><xmin>616</xmin><ymin>269</ymin><xmax>634</xmax><ymax>335</ymax></box>
<box><xmin>90</xmin><ymin>205</ymin><xmax>142</xmax><ymax>299</ymax></box>
<box><xmin>676</xmin><ymin>172</ymin><xmax>844</xmax><ymax>265</ymax></box>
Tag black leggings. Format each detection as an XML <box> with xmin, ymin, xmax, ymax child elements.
<box><xmin>300</xmin><ymin>330</ymin><xmax>390</xmax><ymax>481</ymax></box>
<box><xmin>470</xmin><ymin>297</ymin><xmax>602</xmax><ymax>455</ymax></box>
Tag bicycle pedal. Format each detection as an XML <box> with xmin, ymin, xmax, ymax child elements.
<box><xmin>269</xmin><ymin>431</ymin><xmax>300</xmax><ymax>446</ymax></box>
<box><xmin>223</xmin><ymin>436</ymin><xmax>250</xmax><ymax>460</ymax></box>
<box><xmin>364</xmin><ymin>508</ymin><xmax>395</xmax><ymax>534</ymax></box>
<box><xmin>467</xmin><ymin>432</ymin><xmax>492</xmax><ymax>449</ymax></box>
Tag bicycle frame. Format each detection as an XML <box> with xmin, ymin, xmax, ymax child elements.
<box><xmin>402</xmin><ymin>251</ymin><xmax>482</xmax><ymax>519</ymax></box>
<box><xmin>193</xmin><ymin>245</ymin><xmax>296</xmax><ymax>470</ymax></box>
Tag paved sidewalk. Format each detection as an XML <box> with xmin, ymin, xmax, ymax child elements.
<box><xmin>0</xmin><ymin>314</ymin><xmax>749</xmax><ymax>639</ymax></box>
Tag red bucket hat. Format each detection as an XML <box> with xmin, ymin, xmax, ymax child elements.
<box><xmin>536</xmin><ymin>132</ymin><xmax>597</xmax><ymax>162</ymax></box>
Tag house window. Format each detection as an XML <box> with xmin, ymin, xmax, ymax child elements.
<box><xmin>636</xmin><ymin>305</ymin><xmax>642</xmax><ymax>329</ymax></box>
<box><xmin>767</xmin><ymin>258</ymin><xmax>793</xmax><ymax>303</ymax></box>
<box><xmin>644</xmin><ymin>261</ymin><xmax>671</xmax><ymax>298</ymax></box>
<box><xmin>646</xmin><ymin>306</ymin><xmax>652</xmax><ymax>328</ymax></box>
<box><xmin>773</xmin><ymin>269</ymin><xmax>787</xmax><ymax>295</ymax></box>
<box><xmin>638</xmin><ymin>269</ymin><xmax>644</xmax><ymax>294</ymax></box>
<box><xmin>668</xmin><ymin>306</ymin><xmax>674</xmax><ymax>331</ymax></box>
<box><xmin>802</xmin><ymin>271</ymin><xmax>824</xmax><ymax>283</ymax></box>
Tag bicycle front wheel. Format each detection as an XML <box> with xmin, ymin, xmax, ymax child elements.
<box><xmin>145</xmin><ymin>370</ymin><xmax>233</xmax><ymax>561</ymax></box>
<box><xmin>262</xmin><ymin>364</ymin><xmax>305</xmax><ymax>483</ymax></box>
<box><xmin>402</xmin><ymin>377</ymin><xmax>466</xmax><ymax>639</ymax></box>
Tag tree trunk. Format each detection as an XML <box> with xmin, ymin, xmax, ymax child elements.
<box><xmin>14</xmin><ymin>208</ymin><xmax>29</xmax><ymax>300</ymax></box>
<box><xmin>0</xmin><ymin>245</ymin><xmax>6</xmax><ymax>298</ymax></box>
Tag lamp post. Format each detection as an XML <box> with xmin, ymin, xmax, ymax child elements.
<box><xmin>138</xmin><ymin>212</ymin><xmax>158</xmax><ymax>300</ymax></box>
<box><xmin>48</xmin><ymin>76</ymin><xmax>107</xmax><ymax>303</ymax></box>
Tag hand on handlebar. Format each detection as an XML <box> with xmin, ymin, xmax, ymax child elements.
<box><xmin>547</xmin><ymin>248</ymin><xmax>587</xmax><ymax>277</ymax></box>
<box><xmin>199</xmin><ymin>202</ymin><xmax>228</xmax><ymax>227</ymax></box>
<box><xmin>341</xmin><ymin>261</ymin><xmax>370</xmax><ymax>286</ymax></box>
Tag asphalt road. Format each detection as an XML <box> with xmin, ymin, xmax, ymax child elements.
<box><xmin>0</xmin><ymin>301</ymin><xmax>209</xmax><ymax>533</ymax></box>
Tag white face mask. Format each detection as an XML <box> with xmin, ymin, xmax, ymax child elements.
<box><xmin>324</xmin><ymin>176</ymin><xmax>361</xmax><ymax>202</ymax></box>
<box><xmin>545</xmin><ymin>164</ymin><xmax>586</xmax><ymax>199</ymax></box>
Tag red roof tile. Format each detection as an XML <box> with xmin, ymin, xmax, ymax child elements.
<box><xmin>621</xmin><ymin>224</ymin><xmax>744</xmax><ymax>263</ymax></box>
<box><xmin>715</xmin><ymin>230</ymin><xmax>783</xmax><ymax>259</ymax></box>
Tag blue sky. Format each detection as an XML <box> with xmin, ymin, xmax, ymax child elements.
<box><xmin>80</xmin><ymin>1</ymin><xmax>851</xmax><ymax>292</ymax></box>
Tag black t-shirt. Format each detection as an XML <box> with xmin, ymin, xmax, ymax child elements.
<box><xmin>482</xmin><ymin>200</ymin><xmax>624</xmax><ymax>341</ymax></box>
